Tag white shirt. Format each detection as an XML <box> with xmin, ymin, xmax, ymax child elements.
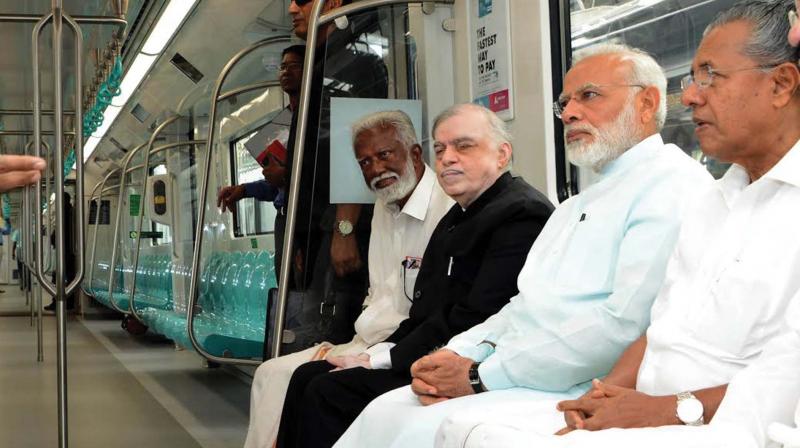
<box><xmin>445</xmin><ymin>134</ymin><xmax>713</xmax><ymax>391</ymax></box>
<box><xmin>329</xmin><ymin>165</ymin><xmax>454</xmax><ymax>357</ymax></box>
<box><xmin>637</xmin><ymin>138</ymin><xmax>800</xmax><ymax>396</ymax></box>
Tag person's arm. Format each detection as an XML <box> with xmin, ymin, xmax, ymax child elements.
<box><xmin>477</xmin><ymin>199</ymin><xmax>682</xmax><ymax>392</ymax></box>
<box><xmin>242</xmin><ymin>180</ymin><xmax>279</xmax><ymax>202</ymax></box>
<box><xmin>388</xmin><ymin>217</ymin><xmax>544</xmax><ymax>374</ymax></box>
<box><xmin>330</xmin><ymin>203</ymin><xmax>362</xmax><ymax>277</ymax></box>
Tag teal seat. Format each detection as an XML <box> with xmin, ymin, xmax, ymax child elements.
<box><xmin>141</xmin><ymin>250</ymin><xmax>276</xmax><ymax>358</ymax></box>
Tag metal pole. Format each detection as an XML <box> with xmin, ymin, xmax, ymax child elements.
<box><xmin>85</xmin><ymin>169</ymin><xmax>119</xmax><ymax>296</ymax></box>
<box><xmin>106</xmin><ymin>144</ymin><xmax>147</xmax><ymax>314</ymax></box>
<box><xmin>0</xmin><ymin>13</ymin><xmax>126</xmax><ymax>24</ymax></box>
<box><xmin>0</xmin><ymin>131</ymin><xmax>77</xmax><ymax>136</ymax></box>
<box><xmin>63</xmin><ymin>13</ymin><xmax>84</xmax><ymax>298</ymax></box>
<box><xmin>0</xmin><ymin>109</ymin><xmax>76</xmax><ymax>116</ymax></box>
<box><xmin>186</xmin><ymin>36</ymin><xmax>290</xmax><ymax>366</ymax></box>
<box><xmin>49</xmin><ymin>3</ymin><xmax>70</xmax><ymax>447</ymax></box>
<box><xmin>127</xmin><ymin>139</ymin><xmax>205</xmax><ymax>322</ymax></box>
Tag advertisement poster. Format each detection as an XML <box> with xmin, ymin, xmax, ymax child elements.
<box><xmin>470</xmin><ymin>0</ymin><xmax>514</xmax><ymax>121</ymax></box>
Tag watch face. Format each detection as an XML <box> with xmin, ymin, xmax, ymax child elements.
<box><xmin>677</xmin><ymin>398</ymin><xmax>704</xmax><ymax>423</ymax></box>
<box><xmin>338</xmin><ymin>220</ymin><xmax>353</xmax><ymax>235</ymax></box>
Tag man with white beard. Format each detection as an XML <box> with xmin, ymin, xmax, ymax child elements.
<box><xmin>332</xmin><ymin>44</ymin><xmax>713</xmax><ymax>448</ymax></box>
<box><xmin>244</xmin><ymin>110</ymin><xmax>454</xmax><ymax>448</ymax></box>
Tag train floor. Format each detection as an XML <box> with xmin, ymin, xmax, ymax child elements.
<box><xmin>0</xmin><ymin>286</ymin><xmax>252</xmax><ymax>448</ymax></box>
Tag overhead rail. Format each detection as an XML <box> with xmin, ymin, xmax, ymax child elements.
<box><xmin>31</xmin><ymin>3</ymin><xmax>89</xmax><ymax>446</ymax></box>
<box><xmin>186</xmin><ymin>33</ymin><xmax>290</xmax><ymax>366</ymax></box>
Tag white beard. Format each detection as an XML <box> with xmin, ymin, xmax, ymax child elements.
<box><xmin>565</xmin><ymin>101</ymin><xmax>641</xmax><ymax>172</ymax></box>
<box><xmin>370</xmin><ymin>155</ymin><xmax>417</xmax><ymax>204</ymax></box>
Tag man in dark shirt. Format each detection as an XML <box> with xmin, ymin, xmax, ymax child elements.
<box><xmin>275</xmin><ymin>104</ymin><xmax>555</xmax><ymax>448</ymax></box>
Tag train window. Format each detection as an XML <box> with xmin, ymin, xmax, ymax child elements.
<box><xmin>230</xmin><ymin>131</ymin><xmax>277</xmax><ymax>237</ymax></box>
<box><xmin>555</xmin><ymin>0</ymin><xmax>735</xmax><ymax>195</ymax></box>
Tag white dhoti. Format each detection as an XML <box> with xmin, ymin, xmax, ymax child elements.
<box><xmin>449</xmin><ymin>420</ymin><xmax>757</xmax><ymax>448</ymax></box>
<box><xmin>334</xmin><ymin>385</ymin><xmax>586</xmax><ymax>448</ymax></box>
<box><xmin>244</xmin><ymin>340</ymin><xmax>365</xmax><ymax>448</ymax></box>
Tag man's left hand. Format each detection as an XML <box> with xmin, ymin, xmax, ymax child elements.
<box><xmin>556</xmin><ymin>379</ymin><xmax>679</xmax><ymax>433</ymax></box>
<box><xmin>327</xmin><ymin>353</ymin><xmax>371</xmax><ymax>371</ymax></box>
<box><xmin>330</xmin><ymin>233</ymin><xmax>362</xmax><ymax>277</ymax></box>
<box><xmin>410</xmin><ymin>350</ymin><xmax>474</xmax><ymax>403</ymax></box>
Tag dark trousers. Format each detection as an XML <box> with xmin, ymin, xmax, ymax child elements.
<box><xmin>276</xmin><ymin>361</ymin><xmax>410</xmax><ymax>448</ymax></box>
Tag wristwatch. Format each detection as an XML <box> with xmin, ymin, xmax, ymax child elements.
<box><xmin>468</xmin><ymin>362</ymin><xmax>486</xmax><ymax>394</ymax></box>
<box><xmin>335</xmin><ymin>219</ymin><xmax>354</xmax><ymax>237</ymax></box>
<box><xmin>676</xmin><ymin>391</ymin><xmax>704</xmax><ymax>426</ymax></box>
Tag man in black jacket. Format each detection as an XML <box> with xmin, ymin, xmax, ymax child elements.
<box><xmin>275</xmin><ymin>104</ymin><xmax>554</xmax><ymax>448</ymax></box>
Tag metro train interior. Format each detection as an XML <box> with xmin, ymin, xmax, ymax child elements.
<box><xmin>0</xmin><ymin>0</ymin><xmax>771</xmax><ymax>447</ymax></box>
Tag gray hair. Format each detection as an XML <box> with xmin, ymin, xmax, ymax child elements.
<box><xmin>351</xmin><ymin>110</ymin><xmax>418</xmax><ymax>151</ymax></box>
<box><xmin>431</xmin><ymin>103</ymin><xmax>513</xmax><ymax>171</ymax></box>
<box><xmin>432</xmin><ymin>103</ymin><xmax>513</xmax><ymax>148</ymax></box>
<box><xmin>573</xmin><ymin>43</ymin><xmax>668</xmax><ymax>130</ymax></box>
<box><xmin>706</xmin><ymin>0</ymin><xmax>799</xmax><ymax>66</ymax></box>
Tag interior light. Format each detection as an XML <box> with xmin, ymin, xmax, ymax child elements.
<box><xmin>83</xmin><ymin>136</ymin><xmax>101</xmax><ymax>162</ymax></box>
<box><xmin>93</xmin><ymin>106</ymin><xmax>123</xmax><ymax>138</ymax></box>
<box><xmin>112</xmin><ymin>53</ymin><xmax>158</xmax><ymax>107</ymax></box>
<box><xmin>141</xmin><ymin>0</ymin><xmax>199</xmax><ymax>55</ymax></box>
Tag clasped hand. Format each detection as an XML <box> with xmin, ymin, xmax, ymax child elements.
<box><xmin>555</xmin><ymin>379</ymin><xmax>678</xmax><ymax>435</ymax></box>
<box><xmin>410</xmin><ymin>350</ymin><xmax>475</xmax><ymax>406</ymax></box>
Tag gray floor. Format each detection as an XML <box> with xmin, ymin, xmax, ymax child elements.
<box><xmin>0</xmin><ymin>287</ymin><xmax>251</xmax><ymax>448</ymax></box>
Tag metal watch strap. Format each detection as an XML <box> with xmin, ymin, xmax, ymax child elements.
<box><xmin>676</xmin><ymin>391</ymin><xmax>704</xmax><ymax>426</ymax></box>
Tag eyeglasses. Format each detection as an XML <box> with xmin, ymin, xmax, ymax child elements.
<box><xmin>553</xmin><ymin>84</ymin><xmax>645</xmax><ymax>119</ymax></box>
<box><xmin>680</xmin><ymin>64</ymin><xmax>778</xmax><ymax>91</ymax></box>
<box><xmin>279</xmin><ymin>62</ymin><xmax>303</xmax><ymax>72</ymax></box>
<box><xmin>293</xmin><ymin>0</ymin><xmax>312</xmax><ymax>6</ymax></box>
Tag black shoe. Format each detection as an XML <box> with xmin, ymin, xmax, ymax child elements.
<box><xmin>0</xmin><ymin>290</ymin><xmax>5</xmax><ymax>293</ymax></box>
<box><xmin>44</xmin><ymin>302</ymin><xmax>56</xmax><ymax>312</ymax></box>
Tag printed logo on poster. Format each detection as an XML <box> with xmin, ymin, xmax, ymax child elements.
<box><xmin>479</xmin><ymin>0</ymin><xmax>493</xmax><ymax>17</ymax></box>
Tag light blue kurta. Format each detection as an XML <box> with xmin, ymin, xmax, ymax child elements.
<box><xmin>334</xmin><ymin>134</ymin><xmax>713</xmax><ymax>448</ymax></box>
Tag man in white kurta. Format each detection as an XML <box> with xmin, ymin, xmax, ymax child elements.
<box><xmin>333</xmin><ymin>45</ymin><xmax>712</xmax><ymax>448</ymax></box>
<box><xmin>433</xmin><ymin>4</ymin><xmax>800</xmax><ymax>447</ymax></box>
<box><xmin>244</xmin><ymin>111</ymin><xmax>453</xmax><ymax>448</ymax></box>
<box><xmin>436</xmin><ymin>139</ymin><xmax>800</xmax><ymax>448</ymax></box>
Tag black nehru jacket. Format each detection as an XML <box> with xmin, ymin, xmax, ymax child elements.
<box><xmin>385</xmin><ymin>172</ymin><xmax>554</xmax><ymax>373</ymax></box>
<box><xmin>275</xmin><ymin>172</ymin><xmax>554</xmax><ymax>448</ymax></box>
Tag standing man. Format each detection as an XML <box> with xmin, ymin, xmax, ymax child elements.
<box><xmin>335</xmin><ymin>43</ymin><xmax>713</xmax><ymax>448</ymax></box>
<box><xmin>244</xmin><ymin>110</ymin><xmax>453</xmax><ymax>448</ymax></box>
<box><xmin>275</xmin><ymin>104</ymin><xmax>554</xmax><ymax>448</ymax></box>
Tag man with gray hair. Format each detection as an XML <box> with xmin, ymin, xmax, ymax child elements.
<box><xmin>332</xmin><ymin>43</ymin><xmax>712</xmax><ymax>448</ymax></box>
<box><xmin>244</xmin><ymin>110</ymin><xmax>454</xmax><ymax>448</ymax></box>
<box><xmin>275</xmin><ymin>103</ymin><xmax>554</xmax><ymax>448</ymax></box>
<box><xmin>425</xmin><ymin>1</ymin><xmax>800</xmax><ymax>447</ymax></box>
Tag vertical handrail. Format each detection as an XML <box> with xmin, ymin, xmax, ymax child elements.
<box><xmin>32</xmin><ymin>13</ymin><xmax>56</xmax><ymax>296</ymax></box>
<box><xmin>85</xmin><ymin>168</ymin><xmax>120</xmax><ymax>295</ymax></box>
<box><xmin>185</xmin><ymin>36</ymin><xmax>289</xmax><ymax>366</ymax></box>
<box><xmin>107</xmin><ymin>143</ymin><xmax>147</xmax><ymax>314</ymax></box>
<box><xmin>127</xmin><ymin>139</ymin><xmax>205</xmax><ymax>322</ymax></box>
<box><xmin>64</xmin><ymin>13</ymin><xmax>85</xmax><ymax>297</ymax></box>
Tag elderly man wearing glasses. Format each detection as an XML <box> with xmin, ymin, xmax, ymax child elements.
<box><xmin>380</xmin><ymin>2</ymin><xmax>800</xmax><ymax>448</ymax></box>
<box><xmin>331</xmin><ymin>43</ymin><xmax>713</xmax><ymax>448</ymax></box>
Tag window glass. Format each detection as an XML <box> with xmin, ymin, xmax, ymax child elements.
<box><xmin>231</xmin><ymin>130</ymin><xmax>277</xmax><ymax>237</ymax></box>
<box><xmin>561</xmin><ymin>0</ymin><xmax>736</xmax><ymax>192</ymax></box>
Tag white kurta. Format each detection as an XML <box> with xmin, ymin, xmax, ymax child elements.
<box><xmin>243</xmin><ymin>166</ymin><xmax>453</xmax><ymax>448</ymax></box>
<box><xmin>437</xmin><ymin>139</ymin><xmax>800</xmax><ymax>448</ymax></box>
<box><xmin>334</xmin><ymin>135</ymin><xmax>712</xmax><ymax>448</ymax></box>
